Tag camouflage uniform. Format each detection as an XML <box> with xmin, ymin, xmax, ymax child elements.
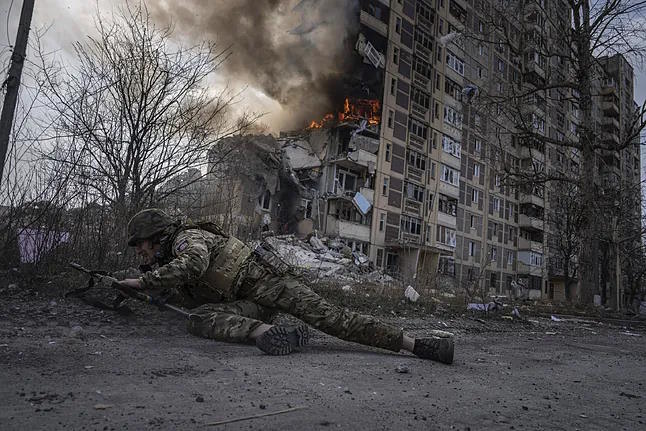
<box><xmin>139</xmin><ymin>228</ymin><xmax>404</xmax><ymax>352</ymax></box>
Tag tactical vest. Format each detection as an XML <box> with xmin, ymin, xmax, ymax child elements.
<box><xmin>162</xmin><ymin>222</ymin><xmax>252</xmax><ymax>298</ymax></box>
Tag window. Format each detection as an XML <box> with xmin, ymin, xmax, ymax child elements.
<box><xmin>446</xmin><ymin>50</ymin><xmax>465</xmax><ymax>75</ymax></box>
<box><xmin>301</xmin><ymin>199</ymin><xmax>312</xmax><ymax>219</ymax></box>
<box><xmin>477</xmin><ymin>66</ymin><xmax>485</xmax><ymax>79</ymax></box>
<box><xmin>473</xmin><ymin>163</ymin><xmax>481</xmax><ymax>177</ymax></box>
<box><xmin>408</xmin><ymin>118</ymin><xmax>429</xmax><ymax>140</ymax></box>
<box><xmin>469</xmin><ymin>241</ymin><xmax>475</xmax><ymax>256</ymax></box>
<box><xmin>385</xmin><ymin>143</ymin><xmax>392</xmax><ymax>161</ymax></box>
<box><xmin>495</xmin><ymin>174</ymin><xmax>501</xmax><ymax>187</ymax></box>
<box><xmin>430</xmin><ymin>162</ymin><xmax>436</xmax><ymax>179</ymax></box>
<box><xmin>493</xmin><ymin>197</ymin><xmax>500</xmax><ymax>212</ymax></box>
<box><xmin>395</xmin><ymin>16</ymin><xmax>402</xmax><ymax>34</ymax></box>
<box><xmin>260</xmin><ymin>189</ymin><xmax>271</xmax><ymax>210</ymax></box>
<box><xmin>443</xmin><ymin>105</ymin><xmax>463</xmax><ymax>128</ymax></box>
<box><xmin>438</xmin><ymin>256</ymin><xmax>455</xmax><ymax>276</ymax></box>
<box><xmin>474</xmin><ymin>113</ymin><xmax>481</xmax><ymax>128</ymax></box>
<box><xmin>444</xmin><ymin>77</ymin><xmax>462</xmax><ymax>100</ymax></box>
<box><xmin>393</xmin><ymin>47</ymin><xmax>400</xmax><ymax>65</ymax></box>
<box><xmin>470</xmin><ymin>214</ymin><xmax>476</xmax><ymax>229</ymax></box>
<box><xmin>408</xmin><ymin>150</ymin><xmax>427</xmax><ymax>170</ymax></box>
<box><xmin>438</xmin><ymin>194</ymin><xmax>457</xmax><ymax>216</ymax></box>
<box><xmin>472</xmin><ymin>188</ymin><xmax>479</xmax><ymax>202</ymax></box>
<box><xmin>387</xmin><ymin>110</ymin><xmax>394</xmax><ymax>129</ymax></box>
<box><xmin>382</xmin><ymin>177</ymin><xmax>389</xmax><ymax>196</ymax></box>
<box><xmin>441</xmin><ymin>135</ymin><xmax>461</xmax><ymax>158</ymax></box>
<box><xmin>401</xmin><ymin>215</ymin><xmax>422</xmax><ymax>235</ymax></box>
<box><xmin>490</xmin><ymin>246</ymin><xmax>497</xmax><ymax>261</ymax></box>
<box><xmin>336</xmin><ymin>169</ymin><xmax>357</xmax><ymax>193</ymax></box>
<box><xmin>478</xmin><ymin>44</ymin><xmax>486</xmax><ymax>56</ymax></box>
<box><xmin>437</xmin><ymin>225</ymin><xmax>457</xmax><ymax>247</ymax></box>
<box><xmin>376</xmin><ymin>248</ymin><xmax>384</xmax><ymax>268</ymax></box>
<box><xmin>507</xmin><ymin>250</ymin><xmax>514</xmax><ymax>265</ymax></box>
<box><xmin>441</xmin><ymin>165</ymin><xmax>459</xmax><ymax>186</ymax></box>
<box><xmin>390</xmin><ymin>78</ymin><xmax>397</xmax><ymax>95</ymax></box>
<box><xmin>412</xmin><ymin>87</ymin><xmax>431</xmax><ymax>109</ymax></box>
<box><xmin>379</xmin><ymin>213</ymin><xmax>386</xmax><ymax>232</ymax></box>
<box><xmin>405</xmin><ymin>181</ymin><xmax>425</xmax><ymax>202</ymax></box>
<box><xmin>474</xmin><ymin>139</ymin><xmax>482</xmax><ymax>154</ymax></box>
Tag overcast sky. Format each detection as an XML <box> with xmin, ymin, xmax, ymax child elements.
<box><xmin>1</xmin><ymin>0</ymin><xmax>645</xmax><ymax>133</ymax></box>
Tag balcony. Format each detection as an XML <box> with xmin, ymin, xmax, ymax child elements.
<box><xmin>404</xmin><ymin>198</ymin><xmax>424</xmax><ymax>217</ymax></box>
<box><xmin>414</xmin><ymin>41</ymin><xmax>433</xmax><ymax>64</ymax></box>
<box><xmin>603</xmin><ymin>131</ymin><xmax>620</xmax><ymax>146</ymax></box>
<box><xmin>602</xmin><ymin>116</ymin><xmax>620</xmax><ymax>130</ymax></box>
<box><xmin>519</xmin><ymin>214</ymin><xmax>543</xmax><ymax>230</ymax></box>
<box><xmin>359</xmin><ymin>10</ymin><xmax>387</xmax><ymax>37</ymax></box>
<box><xmin>519</xmin><ymin>146</ymin><xmax>545</xmax><ymax>163</ymax></box>
<box><xmin>332</xmin><ymin>149</ymin><xmax>377</xmax><ymax>171</ymax></box>
<box><xmin>517</xmin><ymin>261</ymin><xmax>543</xmax><ymax>276</ymax></box>
<box><xmin>410</xmin><ymin>101</ymin><xmax>430</xmax><ymax>123</ymax></box>
<box><xmin>412</xmin><ymin>71</ymin><xmax>432</xmax><ymax>93</ymax></box>
<box><xmin>338</xmin><ymin>219</ymin><xmax>371</xmax><ymax>242</ymax></box>
<box><xmin>518</xmin><ymin>237</ymin><xmax>543</xmax><ymax>253</ymax></box>
<box><xmin>438</xmin><ymin>181</ymin><xmax>460</xmax><ymax>199</ymax></box>
<box><xmin>602</xmin><ymin>95</ymin><xmax>619</xmax><ymax>117</ymax></box>
<box><xmin>440</xmin><ymin>150</ymin><xmax>461</xmax><ymax>170</ymax></box>
<box><xmin>600</xmin><ymin>79</ymin><xmax>618</xmax><ymax>96</ymax></box>
<box><xmin>437</xmin><ymin>211</ymin><xmax>457</xmax><ymax>229</ymax></box>
<box><xmin>519</xmin><ymin>193</ymin><xmax>544</xmax><ymax>208</ymax></box>
<box><xmin>405</xmin><ymin>164</ymin><xmax>425</xmax><ymax>184</ymax></box>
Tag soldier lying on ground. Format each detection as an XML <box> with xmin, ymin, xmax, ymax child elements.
<box><xmin>115</xmin><ymin>209</ymin><xmax>454</xmax><ymax>364</ymax></box>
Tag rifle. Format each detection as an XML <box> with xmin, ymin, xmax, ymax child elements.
<box><xmin>68</xmin><ymin>263</ymin><xmax>191</xmax><ymax>318</ymax></box>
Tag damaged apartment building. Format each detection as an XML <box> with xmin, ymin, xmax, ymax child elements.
<box><xmin>203</xmin><ymin>0</ymin><xmax>641</xmax><ymax>303</ymax></box>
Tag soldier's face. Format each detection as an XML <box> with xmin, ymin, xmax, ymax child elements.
<box><xmin>134</xmin><ymin>239</ymin><xmax>160</xmax><ymax>265</ymax></box>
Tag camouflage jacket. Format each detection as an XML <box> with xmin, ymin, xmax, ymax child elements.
<box><xmin>139</xmin><ymin>228</ymin><xmax>252</xmax><ymax>304</ymax></box>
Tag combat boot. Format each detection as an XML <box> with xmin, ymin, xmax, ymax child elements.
<box><xmin>255</xmin><ymin>324</ymin><xmax>310</xmax><ymax>355</ymax></box>
<box><xmin>413</xmin><ymin>331</ymin><xmax>454</xmax><ymax>364</ymax></box>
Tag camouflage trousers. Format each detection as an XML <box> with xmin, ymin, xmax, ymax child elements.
<box><xmin>187</xmin><ymin>261</ymin><xmax>404</xmax><ymax>352</ymax></box>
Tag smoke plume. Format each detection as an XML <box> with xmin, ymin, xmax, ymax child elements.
<box><xmin>148</xmin><ymin>0</ymin><xmax>361</xmax><ymax>131</ymax></box>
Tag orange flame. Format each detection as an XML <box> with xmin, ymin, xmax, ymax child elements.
<box><xmin>307</xmin><ymin>98</ymin><xmax>381</xmax><ymax>129</ymax></box>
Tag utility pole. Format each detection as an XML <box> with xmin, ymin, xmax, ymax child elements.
<box><xmin>0</xmin><ymin>0</ymin><xmax>36</xmax><ymax>189</ymax></box>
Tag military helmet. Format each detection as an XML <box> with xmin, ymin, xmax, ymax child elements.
<box><xmin>127</xmin><ymin>208</ymin><xmax>174</xmax><ymax>246</ymax></box>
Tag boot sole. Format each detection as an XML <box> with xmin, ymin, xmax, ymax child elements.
<box><xmin>256</xmin><ymin>324</ymin><xmax>310</xmax><ymax>355</ymax></box>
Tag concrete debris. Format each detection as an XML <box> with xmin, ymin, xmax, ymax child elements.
<box><xmin>550</xmin><ymin>315</ymin><xmax>563</xmax><ymax>322</ymax></box>
<box><xmin>467</xmin><ymin>302</ymin><xmax>500</xmax><ymax>312</ymax></box>
<box><xmin>309</xmin><ymin>235</ymin><xmax>326</xmax><ymax>252</ymax></box>
<box><xmin>264</xmin><ymin>234</ymin><xmax>393</xmax><ymax>284</ymax></box>
<box><xmin>341</xmin><ymin>285</ymin><xmax>353</xmax><ymax>292</ymax></box>
<box><xmin>394</xmin><ymin>365</ymin><xmax>410</xmax><ymax>374</ymax></box>
<box><xmin>68</xmin><ymin>325</ymin><xmax>84</xmax><ymax>339</ymax></box>
<box><xmin>404</xmin><ymin>286</ymin><xmax>420</xmax><ymax>303</ymax></box>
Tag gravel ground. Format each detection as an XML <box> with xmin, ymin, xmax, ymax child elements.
<box><xmin>1</xmin><ymin>282</ymin><xmax>645</xmax><ymax>430</ymax></box>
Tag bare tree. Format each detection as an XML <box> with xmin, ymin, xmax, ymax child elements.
<box><xmin>451</xmin><ymin>0</ymin><xmax>646</xmax><ymax>304</ymax></box>
<box><xmin>35</xmin><ymin>3</ymin><xmax>252</xmax><ymax>242</ymax></box>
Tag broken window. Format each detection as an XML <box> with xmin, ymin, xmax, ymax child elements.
<box><xmin>441</xmin><ymin>134</ymin><xmax>461</xmax><ymax>158</ymax></box>
<box><xmin>379</xmin><ymin>213</ymin><xmax>386</xmax><ymax>231</ymax></box>
<box><xmin>336</xmin><ymin>169</ymin><xmax>358</xmax><ymax>193</ymax></box>
<box><xmin>438</xmin><ymin>194</ymin><xmax>457</xmax><ymax>216</ymax></box>
<box><xmin>393</xmin><ymin>46</ymin><xmax>400</xmax><ymax>65</ymax></box>
<box><xmin>387</xmin><ymin>110</ymin><xmax>394</xmax><ymax>129</ymax></box>
<box><xmin>382</xmin><ymin>177</ymin><xmax>389</xmax><ymax>196</ymax></box>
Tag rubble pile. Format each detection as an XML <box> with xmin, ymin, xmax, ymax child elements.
<box><xmin>262</xmin><ymin>234</ymin><xmax>394</xmax><ymax>284</ymax></box>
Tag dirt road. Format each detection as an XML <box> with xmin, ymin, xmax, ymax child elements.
<box><xmin>1</xmin><ymin>286</ymin><xmax>645</xmax><ymax>430</ymax></box>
